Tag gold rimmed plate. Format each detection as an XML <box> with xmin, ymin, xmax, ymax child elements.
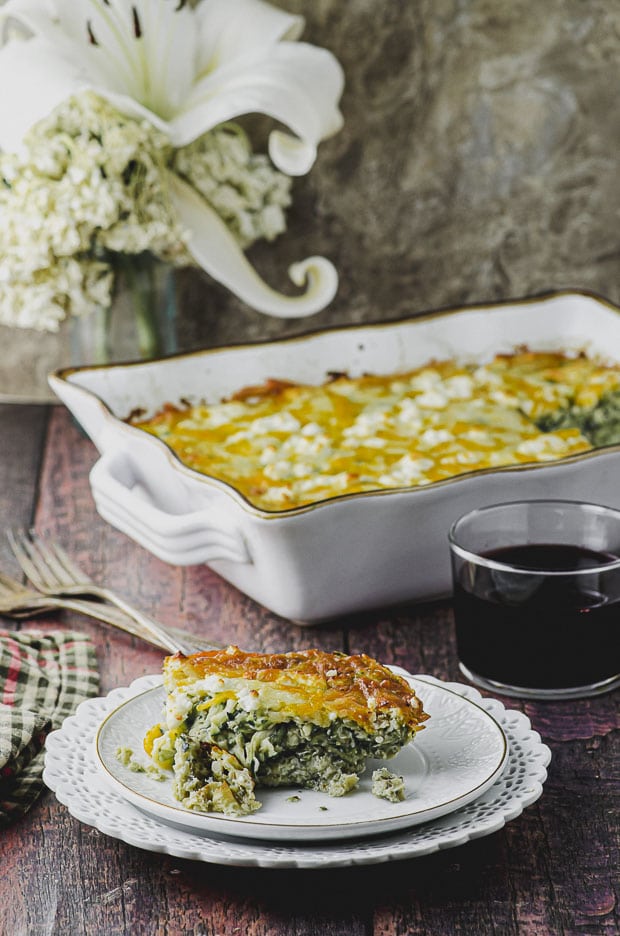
<box><xmin>94</xmin><ymin>670</ymin><xmax>508</xmax><ymax>843</ymax></box>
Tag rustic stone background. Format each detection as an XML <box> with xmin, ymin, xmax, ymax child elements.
<box><xmin>4</xmin><ymin>0</ymin><xmax>620</xmax><ymax>400</ymax></box>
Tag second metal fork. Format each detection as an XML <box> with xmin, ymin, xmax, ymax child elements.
<box><xmin>0</xmin><ymin>568</ymin><xmax>223</xmax><ymax>653</ymax></box>
<box><xmin>7</xmin><ymin>529</ymin><xmax>200</xmax><ymax>655</ymax></box>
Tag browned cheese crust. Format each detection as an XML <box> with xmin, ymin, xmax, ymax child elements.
<box><xmin>164</xmin><ymin>645</ymin><xmax>429</xmax><ymax>733</ymax></box>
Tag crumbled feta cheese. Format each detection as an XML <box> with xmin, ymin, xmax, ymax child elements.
<box><xmin>419</xmin><ymin>428</ymin><xmax>453</xmax><ymax>447</ymax></box>
<box><xmin>380</xmin><ymin>454</ymin><xmax>433</xmax><ymax>485</ymax></box>
<box><xmin>517</xmin><ymin>434</ymin><xmax>570</xmax><ymax>456</ymax></box>
<box><xmin>415</xmin><ymin>389</ymin><xmax>448</xmax><ymax>409</ymax></box>
<box><xmin>443</xmin><ymin>375</ymin><xmax>474</xmax><ymax>399</ymax></box>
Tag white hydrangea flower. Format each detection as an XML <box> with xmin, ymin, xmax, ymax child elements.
<box><xmin>0</xmin><ymin>0</ymin><xmax>343</xmax><ymax>320</ymax></box>
<box><xmin>0</xmin><ymin>93</ymin><xmax>184</xmax><ymax>329</ymax></box>
<box><xmin>0</xmin><ymin>91</ymin><xmax>303</xmax><ymax>330</ymax></box>
<box><xmin>0</xmin><ymin>257</ymin><xmax>112</xmax><ymax>332</ymax></box>
<box><xmin>174</xmin><ymin>124</ymin><xmax>292</xmax><ymax>250</ymax></box>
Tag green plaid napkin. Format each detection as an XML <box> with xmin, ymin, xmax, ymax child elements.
<box><xmin>0</xmin><ymin>629</ymin><xmax>99</xmax><ymax>827</ymax></box>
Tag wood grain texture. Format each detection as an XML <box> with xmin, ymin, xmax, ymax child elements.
<box><xmin>0</xmin><ymin>404</ymin><xmax>618</xmax><ymax>936</ymax></box>
<box><xmin>0</xmin><ymin>404</ymin><xmax>49</xmax><ymax>574</ymax></box>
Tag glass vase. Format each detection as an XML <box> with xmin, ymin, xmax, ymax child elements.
<box><xmin>71</xmin><ymin>253</ymin><xmax>178</xmax><ymax>367</ymax></box>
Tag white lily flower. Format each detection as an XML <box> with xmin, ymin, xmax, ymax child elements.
<box><xmin>168</xmin><ymin>172</ymin><xmax>338</xmax><ymax>318</ymax></box>
<box><xmin>0</xmin><ymin>0</ymin><xmax>344</xmax><ymax>318</ymax></box>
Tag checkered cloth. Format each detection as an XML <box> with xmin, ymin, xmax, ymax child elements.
<box><xmin>0</xmin><ymin>629</ymin><xmax>99</xmax><ymax>827</ymax></box>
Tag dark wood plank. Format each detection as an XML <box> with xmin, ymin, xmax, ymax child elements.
<box><xmin>0</xmin><ymin>403</ymin><xmax>49</xmax><ymax>574</ymax></box>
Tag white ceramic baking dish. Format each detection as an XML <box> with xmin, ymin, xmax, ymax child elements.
<box><xmin>49</xmin><ymin>290</ymin><xmax>620</xmax><ymax>623</ymax></box>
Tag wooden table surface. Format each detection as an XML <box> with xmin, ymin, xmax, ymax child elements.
<box><xmin>1</xmin><ymin>403</ymin><xmax>618</xmax><ymax>936</ymax></box>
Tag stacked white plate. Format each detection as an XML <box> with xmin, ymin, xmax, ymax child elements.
<box><xmin>43</xmin><ymin>671</ymin><xmax>551</xmax><ymax>869</ymax></box>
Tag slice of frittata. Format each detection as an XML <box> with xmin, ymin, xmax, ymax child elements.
<box><xmin>144</xmin><ymin>646</ymin><xmax>429</xmax><ymax>816</ymax></box>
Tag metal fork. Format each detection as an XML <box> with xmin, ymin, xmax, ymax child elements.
<box><xmin>7</xmin><ymin>529</ymin><xmax>202</xmax><ymax>655</ymax></box>
<box><xmin>0</xmin><ymin>566</ymin><xmax>219</xmax><ymax>654</ymax></box>
<box><xmin>0</xmin><ymin>569</ymin><xmax>219</xmax><ymax>651</ymax></box>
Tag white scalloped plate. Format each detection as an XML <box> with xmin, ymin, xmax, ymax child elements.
<box><xmin>43</xmin><ymin>674</ymin><xmax>551</xmax><ymax>868</ymax></box>
<box><xmin>93</xmin><ymin>672</ymin><xmax>507</xmax><ymax>842</ymax></box>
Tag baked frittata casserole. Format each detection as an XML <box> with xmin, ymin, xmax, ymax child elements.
<box><xmin>144</xmin><ymin>646</ymin><xmax>429</xmax><ymax>816</ymax></box>
<box><xmin>131</xmin><ymin>350</ymin><xmax>620</xmax><ymax>511</ymax></box>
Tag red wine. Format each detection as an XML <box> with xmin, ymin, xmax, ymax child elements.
<box><xmin>453</xmin><ymin>543</ymin><xmax>620</xmax><ymax>690</ymax></box>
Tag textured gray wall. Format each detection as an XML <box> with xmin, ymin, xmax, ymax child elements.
<box><xmin>4</xmin><ymin>0</ymin><xmax>620</xmax><ymax>399</ymax></box>
<box><xmin>180</xmin><ymin>0</ymin><xmax>620</xmax><ymax>349</ymax></box>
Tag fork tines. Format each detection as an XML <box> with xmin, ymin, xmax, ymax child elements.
<box><xmin>7</xmin><ymin>528</ymin><xmax>88</xmax><ymax>592</ymax></box>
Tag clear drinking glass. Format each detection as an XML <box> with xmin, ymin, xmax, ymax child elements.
<box><xmin>449</xmin><ymin>500</ymin><xmax>620</xmax><ymax>699</ymax></box>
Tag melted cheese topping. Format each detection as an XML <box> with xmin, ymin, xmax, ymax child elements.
<box><xmin>163</xmin><ymin>646</ymin><xmax>428</xmax><ymax>734</ymax></box>
<box><xmin>132</xmin><ymin>351</ymin><xmax>620</xmax><ymax>510</ymax></box>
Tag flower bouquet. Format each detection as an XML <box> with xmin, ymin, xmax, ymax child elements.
<box><xmin>0</xmin><ymin>0</ymin><xmax>344</xmax><ymax>359</ymax></box>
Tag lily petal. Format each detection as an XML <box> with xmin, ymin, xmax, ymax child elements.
<box><xmin>0</xmin><ymin>37</ymin><xmax>87</xmax><ymax>152</ymax></box>
<box><xmin>168</xmin><ymin>172</ymin><xmax>338</xmax><ymax>318</ymax></box>
<box><xmin>1</xmin><ymin>0</ymin><xmax>198</xmax><ymax>118</ymax></box>
<box><xmin>0</xmin><ymin>32</ymin><xmax>175</xmax><ymax>152</ymax></box>
<box><xmin>78</xmin><ymin>0</ymin><xmax>197</xmax><ymax>117</ymax></box>
<box><xmin>0</xmin><ymin>0</ymin><xmax>343</xmax><ymax>176</ymax></box>
<box><xmin>172</xmin><ymin>43</ymin><xmax>344</xmax><ymax>174</ymax></box>
<box><xmin>193</xmin><ymin>0</ymin><xmax>304</xmax><ymax>74</ymax></box>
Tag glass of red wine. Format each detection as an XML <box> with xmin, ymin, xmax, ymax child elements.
<box><xmin>449</xmin><ymin>500</ymin><xmax>620</xmax><ymax>699</ymax></box>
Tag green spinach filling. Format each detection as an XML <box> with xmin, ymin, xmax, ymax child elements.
<box><xmin>535</xmin><ymin>388</ymin><xmax>620</xmax><ymax>447</ymax></box>
<box><xmin>168</xmin><ymin>698</ymin><xmax>412</xmax><ymax>813</ymax></box>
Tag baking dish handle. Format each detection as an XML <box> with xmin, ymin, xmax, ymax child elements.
<box><xmin>89</xmin><ymin>451</ymin><xmax>251</xmax><ymax>566</ymax></box>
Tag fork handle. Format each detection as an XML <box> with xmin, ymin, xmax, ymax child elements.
<box><xmin>63</xmin><ymin>598</ymin><xmax>223</xmax><ymax>653</ymax></box>
<box><xmin>1</xmin><ymin>594</ymin><xmax>173</xmax><ymax>644</ymax></box>
<box><xmin>89</xmin><ymin>585</ymin><xmax>193</xmax><ymax>654</ymax></box>
<box><xmin>59</xmin><ymin>597</ymin><xmax>193</xmax><ymax>653</ymax></box>
<box><xmin>4</xmin><ymin>595</ymin><xmax>222</xmax><ymax>654</ymax></box>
